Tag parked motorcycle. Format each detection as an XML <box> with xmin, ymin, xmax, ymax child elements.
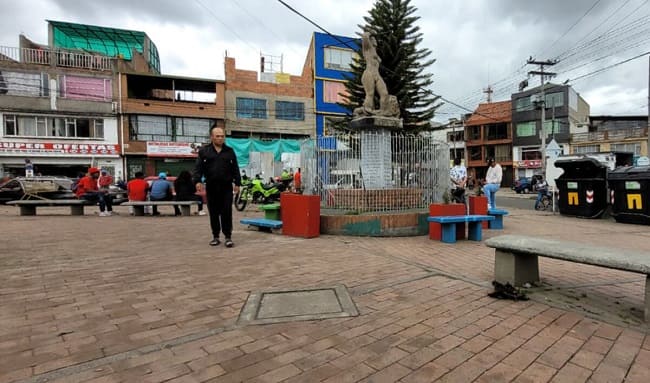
<box><xmin>234</xmin><ymin>173</ymin><xmax>287</xmax><ymax>211</ymax></box>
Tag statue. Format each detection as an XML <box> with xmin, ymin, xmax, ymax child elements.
<box><xmin>353</xmin><ymin>31</ymin><xmax>400</xmax><ymax>118</ymax></box>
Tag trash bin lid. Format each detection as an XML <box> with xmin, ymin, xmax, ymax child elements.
<box><xmin>608</xmin><ymin>165</ymin><xmax>650</xmax><ymax>180</ymax></box>
<box><xmin>554</xmin><ymin>157</ymin><xmax>607</xmax><ymax>178</ymax></box>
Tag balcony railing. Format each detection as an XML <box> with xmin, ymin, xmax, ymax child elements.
<box><xmin>571</xmin><ymin>127</ymin><xmax>648</xmax><ymax>143</ymax></box>
<box><xmin>0</xmin><ymin>46</ymin><xmax>114</xmax><ymax>71</ymax></box>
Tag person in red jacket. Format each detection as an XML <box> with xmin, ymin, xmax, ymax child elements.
<box><xmin>126</xmin><ymin>171</ymin><xmax>149</xmax><ymax>215</ymax></box>
<box><xmin>76</xmin><ymin>167</ymin><xmax>113</xmax><ymax>216</ymax></box>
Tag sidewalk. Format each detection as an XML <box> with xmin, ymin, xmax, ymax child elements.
<box><xmin>0</xmin><ymin>204</ymin><xmax>648</xmax><ymax>382</ymax></box>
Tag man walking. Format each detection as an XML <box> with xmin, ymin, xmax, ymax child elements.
<box><xmin>193</xmin><ymin>125</ymin><xmax>241</xmax><ymax>247</ymax></box>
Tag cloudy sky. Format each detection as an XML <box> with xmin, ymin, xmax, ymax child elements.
<box><xmin>1</xmin><ymin>0</ymin><xmax>648</xmax><ymax>122</ymax></box>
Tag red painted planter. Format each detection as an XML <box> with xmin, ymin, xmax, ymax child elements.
<box><xmin>469</xmin><ymin>195</ymin><xmax>489</xmax><ymax>229</ymax></box>
<box><xmin>429</xmin><ymin>203</ymin><xmax>465</xmax><ymax>240</ymax></box>
<box><xmin>281</xmin><ymin>192</ymin><xmax>320</xmax><ymax>238</ymax></box>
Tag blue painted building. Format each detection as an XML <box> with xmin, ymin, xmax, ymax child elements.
<box><xmin>310</xmin><ymin>32</ymin><xmax>359</xmax><ymax>136</ymax></box>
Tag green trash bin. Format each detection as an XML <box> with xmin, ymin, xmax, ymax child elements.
<box><xmin>259</xmin><ymin>203</ymin><xmax>281</xmax><ymax>220</ymax></box>
<box><xmin>608</xmin><ymin>165</ymin><xmax>650</xmax><ymax>225</ymax></box>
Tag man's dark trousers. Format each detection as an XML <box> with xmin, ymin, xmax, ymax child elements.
<box><xmin>206</xmin><ymin>185</ymin><xmax>233</xmax><ymax>239</ymax></box>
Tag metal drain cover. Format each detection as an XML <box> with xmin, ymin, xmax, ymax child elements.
<box><xmin>238</xmin><ymin>284</ymin><xmax>359</xmax><ymax>325</ymax></box>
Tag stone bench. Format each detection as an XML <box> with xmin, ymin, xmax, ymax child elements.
<box><xmin>121</xmin><ymin>201</ymin><xmax>199</xmax><ymax>216</ymax></box>
<box><xmin>240</xmin><ymin>218</ymin><xmax>283</xmax><ymax>232</ymax></box>
<box><xmin>485</xmin><ymin>234</ymin><xmax>650</xmax><ymax>321</ymax></box>
<box><xmin>487</xmin><ymin>208</ymin><xmax>509</xmax><ymax>230</ymax></box>
<box><xmin>427</xmin><ymin>215</ymin><xmax>494</xmax><ymax>243</ymax></box>
<box><xmin>7</xmin><ymin>199</ymin><xmax>92</xmax><ymax>216</ymax></box>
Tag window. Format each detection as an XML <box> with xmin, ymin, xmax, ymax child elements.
<box><xmin>573</xmin><ymin>145</ymin><xmax>600</xmax><ymax>154</ymax></box>
<box><xmin>324</xmin><ymin>47</ymin><xmax>355</xmax><ymax>71</ymax></box>
<box><xmin>468</xmin><ymin>126</ymin><xmax>481</xmax><ymax>140</ymax></box>
<box><xmin>0</xmin><ymin>71</ymin><xmax>48</xmax><ymax>97</ymax></box>
<box><xmin>447</xmin><ymin>131</ymin><xmax>464</xmax><ymax>142</ymax></box>
<box><xmin>236</xmin><ymin>97</ymin><xmax>266</xmax><ymax>119</ymax></box>
<box><xmin>469</xmin><ymin>147</ymin><xmax>482</xmax><ymax>161</ymax></box>
<box><xmin>275</xmin><ymin>101</ymin><xmax>304</xmax><ymax>121</ymax></box>
<box><xmin>494</xmin><ymin>144</ymin><xmax>512</xmax><ymax>162</ymax></box>
<box><xmin>611</xmin><ymin>143</ymin><xmax>641</xmax><ymax>155</ymax></box>
<box><xmin>60</xmin><ymin>76</ymin><xmax>112</xmax><ymax>101</ymax></box>
<box><xmin>515</xmin><ymin>96</ymin><xmax>533</xmax><ymax>111</ymax></box>
<box><xmin>486</xmin><ymin>123</ymin><xmax>508</xmax><ymax>140</ymax></box>
<box><xmin>521</xmin><ymin>147</ymin><xmax>542</xmax><ymax>160</ymax></box>
<box><xmin>176</xmin><ymin>117</ymin><xmax>213</xmax><ymax>142</ymax></box>
<box><xmin>545</xmin><ymin>92</ymin><xmax>564</xmax><ymax>108</ymax></box>
<box><xmin>516</xmin><ymin>122</ymin><xmax>536</xmax><ymax>137</ymax></box>
<box><xmin>543</xmin><ymin>120</ymin><xmax>564</xmax><ymax>135</ymax></box>
<box><xmin>129</xmin><ymin>115</ymin><xmax>172</xmax><ymax>141</ymax></box>
<box><xmin>3</xmin><ymin>115</ymin><xmax>103</xmax><ymax>138</ymax></box>
<box><xmin>323</xmin><ymin>81</ymin><xmax>348</xmax><ymax>103</ymax></box>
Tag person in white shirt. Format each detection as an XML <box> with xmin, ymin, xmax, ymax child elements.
<box><xmin>484</xmin><ymin>157</ymin><xmax>502</xmax><ymax>209</ymax></box>
<box><xmin>449</xmin><ymin>157</ymin><xmax>467</xmax><ymax>203</ymax></box>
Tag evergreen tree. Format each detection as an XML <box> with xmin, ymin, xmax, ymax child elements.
<box><xmin>340</xmin><ymin>0</ymin><xmax>442</xmax><ymax>133</ymax></box>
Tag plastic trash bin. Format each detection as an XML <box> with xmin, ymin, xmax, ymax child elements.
<box><xmin>554</xmin><ymin>157</ymin><xmax>608</xmax><ymax>218</ymax></box>
<box><xmin>608</xmin><ymin>165</ymin><xmax>650</xmax><ymax>225</ymax></box>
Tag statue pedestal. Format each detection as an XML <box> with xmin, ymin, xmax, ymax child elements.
<box><xmin>351</xmin><ymin>116</ymin><xmax>403</xmax><ymax>189</ymax></box>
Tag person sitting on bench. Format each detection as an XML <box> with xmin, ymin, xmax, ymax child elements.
<box><xmin>150</xmin><ymin>172</ymin><xmax>180</xmax><ymax>216</ymax></box>
<box><xmin>174</xmin><ymin>171</ymin><xmax>205</xmax><ymax>216</ymax></box>
<box><xmin>75</xmin><ymin>167</ymin><xmax>113</xmax><ymax>217</ymax></box>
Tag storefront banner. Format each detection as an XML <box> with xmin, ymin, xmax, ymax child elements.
<box><xmin>0</xmin><ymin>142</ymin><xmax>120</xmax><ymax>156</ymax></box>
<box><xmin>146</xmin><ymin>142</ymin><xmax>201</xmax><ymax>158</ymax></box>
<box><xmin>515</xmin><ymin>160</ymin><xmax>542</xmax><ymax>168</ymax></box>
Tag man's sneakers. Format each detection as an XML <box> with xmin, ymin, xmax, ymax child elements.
<box><xmin>198</xmin><ymin>210</ymin><xmax>207</xmax><ymax>216</ymax></box>
<box><xmin>209</xmin><ymin>237</ymin><xmax>234</xmax><ymax>247</ymax></box>
<box><xmin>99</xmin><ymin>211</ymin><xmax>112</xmax><ymax>217</ymax></box>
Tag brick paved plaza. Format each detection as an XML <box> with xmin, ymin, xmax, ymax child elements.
<box><xmin>0</xmin><ymin>204</ymin><xmax>649</xmax><ymax>383</ymax></box>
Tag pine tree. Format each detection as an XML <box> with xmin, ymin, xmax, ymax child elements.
<box><xmin>340</xmin><ymin>0</ymin><xmax>442</xmax><ymax>133</ymax></box>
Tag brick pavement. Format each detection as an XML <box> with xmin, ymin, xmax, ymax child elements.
<box><xmin>0</xmin><ymin>204</ymin><xmax>648</xmax><ymax>382</ymax></box>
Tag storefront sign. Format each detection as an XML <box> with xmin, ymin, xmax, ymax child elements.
<box><xmin>0</xmin><ymin>142</ymin><xmax>120</xmax><ymax>155</ymax></box>
<box><xmin>515</xmin><ymin>160</ymin><xmax>542</xmax><ymax>168</ymax></box>
<box><xmin>146</xmin><ymin>141</ymin><xmax>201</xmax><ymax>158</ymax></box>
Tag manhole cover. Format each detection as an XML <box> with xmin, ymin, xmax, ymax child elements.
<box><xmin>238</xmin><ymin>284</ymin><xmax>359</xmax><ymax>325</ymax></box>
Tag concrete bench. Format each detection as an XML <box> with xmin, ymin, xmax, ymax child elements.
<box><xmin>488</xmin><ymin>208</ymin><xmax>509</xmax><ymax>230</ymax></box>
<box><xmin>240</xmin><ymin>218</ymin><xmax>283</xmax><ymax>232</ymax></box>
<box><xmin>7</xmin><ymin>199</ymin><xmax>92</xmax><ymax>216</ymax></box>
<box><xmin>485</xmin><ymin>234</ymin><xmax>650</xmax><ymax>321</ymax></box>
<box><xmin>427</xmin><ymin>215</ymin><xmax>494</xmax><ymax>243</ymax></box>
<box><xmin>121</xmin><ymin>201</ymin><xmax>199</xmax><ymax>216</ymax></box>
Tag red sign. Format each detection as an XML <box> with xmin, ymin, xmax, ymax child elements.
<box><xmin>516</xmin><ymin>160</ymin><xmax>542</xmax><ymax>168</ymax></box>
<box><xmin>0</xmin><ymin>142</ymin><xmax>120</xmax><ymax>155</ymax></box>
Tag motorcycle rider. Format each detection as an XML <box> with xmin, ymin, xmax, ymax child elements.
<box><xmin>533</xmin><ymin>174</ymin><xmax>549</xmax><ymax>210</ymax></box>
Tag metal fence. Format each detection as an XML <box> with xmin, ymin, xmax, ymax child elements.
<box><xmin>301</xmin><ymin>132</ymin><xmax>450</xmax><ymax>212</ymax></box>
<box><xmin>0</xmin><ymin>46</ymin><xmax>114</xmax><ymax>71</ymax></box>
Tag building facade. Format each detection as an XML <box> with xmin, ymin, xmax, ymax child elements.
<box><xmin>119</xmin><ymin>73</ymin><xmax>226</xmax><ymax>179</ymax></box>
<box><xmin>224</xmin><ymin>56</ymin><xmax>313</xmax><ymax>139</ymax></box>
<box><xmin>511</xmin><ymin>83</ymin><xmax>589</xmax><ymax>178</ymax></box>
<box><xmin>464</xmin><ymin>101</ymin><xmax>514</xmax><ymax>187</ymax></box>
<box><xmin>310</xmin><ymin>32</ymin><xmax>358</xmax><ymax>136</ymax></box>
<box><xmin>571</xmin><ymin>115</ymin><xmax>648</xmax><ymax>163</ymax></box>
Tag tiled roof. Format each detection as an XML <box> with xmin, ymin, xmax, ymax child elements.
<box><xmin>465</xmin><ymin>101</ymin><xmax>512</xmax><ymax>126</ymax></box>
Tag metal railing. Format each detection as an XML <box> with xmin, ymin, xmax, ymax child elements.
<box><xmin>0</xmin><ymin>46</ymin><xmax>113</xmax><ymax>71</ymax></box>
<box><xmin>301</xmin><ymin>132</ymin><xmax>450</xmax><ymax>212</ymax></box>
<box><xmin>571</xmin><ymin>127</ymin><xmax>648</xmax><ymax>143</ymax></box>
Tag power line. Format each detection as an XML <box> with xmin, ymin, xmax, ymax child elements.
<box><xmin>192</xmin><ymin>0</ymin><xmax>259</xmax><ymax>52</ymax></box>
<box><xmin>568</xmin><ymin>50</ymin><xmax>650</xmax><ymax>82</ymax></box>
<box><xmin>539</xmin><ymin>0</ymin><xmax>603</xmax><ymax>58</ymax></box>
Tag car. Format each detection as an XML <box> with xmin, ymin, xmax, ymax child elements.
<box><xmin>108</xmin><ymin>184</ymin><xmax>128</xmax><ymax>205</ymax></box>
<box><xmin>0</xmin><ymin>177</ymin><xmax>75</xmax><ymax>204</ymax></box>
<box><xmin>512</xmin><ymin>177</ymin><xmax>532</xmax><ymax>194</ymax></box>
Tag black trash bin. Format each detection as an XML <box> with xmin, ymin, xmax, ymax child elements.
<box><xmin>554</xmin><ymin>157</ymin><xmax>608</xmax><ymax>218</ymax></box>
<box><xmin>608</xmin><ymin>165</ymin><xmax>650</xmax><ymax>225</ymax></box>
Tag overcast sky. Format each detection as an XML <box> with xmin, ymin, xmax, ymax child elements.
<box><xmin>1</xmin><ymin>0</ymin><xmax>648</xmax><ymax>122</ymax></box>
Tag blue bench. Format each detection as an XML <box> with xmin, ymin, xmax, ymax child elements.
<box><xmin>487</xmin><ymin>208</ymin><xmax>509</xmax><ymax>230</ymax></box>
<box><xmin>427</xmin><ymin>215</ymin><xmax>495</xmax><ymax>243</ymax></box>
<box><xmin>240</xmin><ymin>218</ymin><xmax>283</xmax><ymax>232</ymax></box>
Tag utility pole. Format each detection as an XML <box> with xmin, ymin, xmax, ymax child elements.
<box><xmin>483</xmin><ymin>85</ymin><xmax>493</xmax><ymax>103</ymax></box>
<box><xmin>527</xmin><ymin>58</ymin><xmax>557</xmax><ymax>176</ymax></box>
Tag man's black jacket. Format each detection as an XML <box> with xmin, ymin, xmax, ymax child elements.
<box><xmin>192</xmin><ymin>143</ymin><xmax>241</xmax><ymax>190</ymax></box>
